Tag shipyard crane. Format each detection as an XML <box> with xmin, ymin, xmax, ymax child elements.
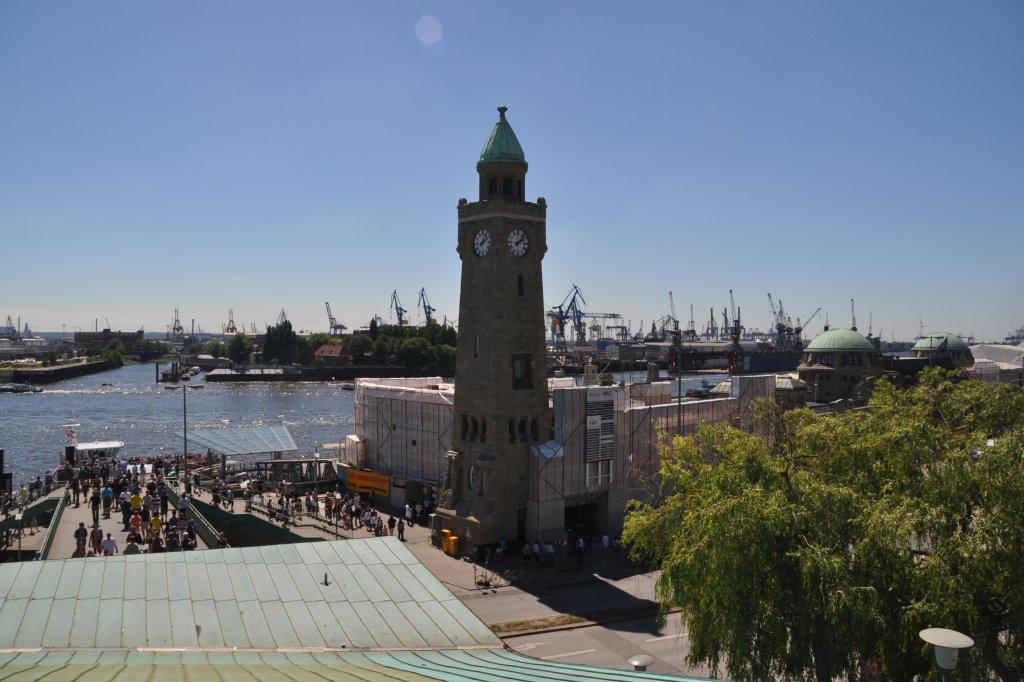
<box><xmin>3</xmin><ymin>315</ymin><xmax>20</xmax><ymax>340</ymax></box>
<box><xmin>170</xmin><ymin>309</ymin><xmax>185</xmax><ymax>342</ymax></box>
<box><xmin>225</xmin><ymin>309</ymin><xmax>238</xmax><ymax>335</ymax></box>
<box><xmin>276</xmin><ymin>309</ymin><xmax>289</xmax><ymax>326</ymax></box>
<box><xmin>548</xmin><ymin>284</ymin><xmax>587</xmax><ymax>348</ymax></box>
<box><xmin>417</xmin><ymin>288</ymin><xmax>437</xmax><ymax>325</ymax></box>
<box><xmin>390</xmin><ymin>291</ymin><xmax>408</xmax><ymax>326</ymax></box>
<box><xmin>685</xmin><ymin>304</ymin><xmax>697</xmax><ymax>339</ymax></box>
<box><xmin>668</xmin><ymin>291</ymin><xmax>679</xmax><ymax>332</ymax></box>
<box><xmin>795</xmin><ymin>307</ymin><xmax>821</xmax><ymax>336</ymax></box>
<box><xmin>850</xmin><ymin>298</ymin><xmax>857</xmax><ymax>332</ymax></box>
<box><xmin>325</xmin><ymin>302</ymin><xmax>347</xmax><ymax>335</ymax></box>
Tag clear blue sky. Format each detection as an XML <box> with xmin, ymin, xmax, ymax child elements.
<box><xmin>2</xmin><ymin>1</ymin><xmax>1021</xmax><ymax>342</ymax></box>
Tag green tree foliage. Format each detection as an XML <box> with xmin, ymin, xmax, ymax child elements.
<box><xmin>397</xmin><ymin>337</ymin><xmax>431</xmax><ymax>369</ymax></box>
<box><xmin>204</xmin><ymin>341</ymin><xmax>227</xmax><ymax>358</ymax></box>
<box><xmin>227</xmin><ymin>333</ymin><xmax>254</xmax><ymax>365</ymax></box>
<box><xmin>262</xmin><ymin>319</ymin><xmax>298</xmax><ymax>365</ymax></box>
<box><xmin>347</xmin><ymin>334</ymin><xmax>373</xmax><ymax>361</ymax></box>
<box><xmin>623</xmin><ymin>370</ymin><xmax>1024</xmax><ymax>682</ymax></box>
<box><xmin>102</xmin><ymin>339</ymin><xmax>126</xmax><ymax>366</ymax></box>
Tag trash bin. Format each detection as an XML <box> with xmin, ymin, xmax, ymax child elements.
<box><xmin>448</xmin><ymin>535</ymin><xmax>459</xmax><ymax>556</ymax></box>
<box><xmin>439</xmin><ymin>529</ymin><xmax>451</xmax><ymax>552</ymax></box>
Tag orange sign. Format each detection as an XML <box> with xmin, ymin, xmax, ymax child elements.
<box><xmin>345</xmin><ymin>469</ymin><xmax>390</xmax><ymax>496</ymax></box>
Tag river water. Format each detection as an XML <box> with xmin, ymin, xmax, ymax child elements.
<box><xmin>0</xmin><ymin>363</ymin><xmax>357</xmax><ymax>487</ymax></box>
<box><xmin>1</xmin><ymin>363</ymin><xmax>723</xmax><ymax>489</ymax></box>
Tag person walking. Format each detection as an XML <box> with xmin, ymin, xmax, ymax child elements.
<box><xmin>397</xmin><ymin>517</ymin><xmax>405</xmax><ymax>541</ymax></box>
<box><xmin>101</xmin><ymin>532</ymin><xmax>118</xmax><ymax>556</ymax></box>
<box><xmin>89</xmin><ymin>488</ymin><xmax>101</xmax><ymax>526</ymax></box>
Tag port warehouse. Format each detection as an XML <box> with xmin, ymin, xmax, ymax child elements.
<box><xmin>350</xmin><ymin>374</ymin><xmax>774</xmax><ymax>541</ymax></box>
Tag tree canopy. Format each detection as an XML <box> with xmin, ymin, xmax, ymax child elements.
<box><xmin>623</xmin><ymin>370</ymin><xmax>1024</xmax><ymax>681</ymax></box>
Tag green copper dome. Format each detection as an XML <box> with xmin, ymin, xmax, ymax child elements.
<box><xmin>912</xmin><ymin>332</ymin><xmax>969</xmax><ymax>352</ymax></box>
<box><xmin>479</xmin><ymin>106</ymin><xmax>526</xmax><ymax>165</ymax></box>
<box><xmin>805</xmin><ymin>328</ymin><xmax>877</xmax><ymax>352</ymax></box>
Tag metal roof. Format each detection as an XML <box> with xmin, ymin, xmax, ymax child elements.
<box><xmin>0</xmin><ymin>536</ymin><xmax>715</xmax><ymax>681</ymax></box>
<box><xmin>0</xmin><ymin>538</ymin><xmax>497</xmax><ymax>652</ymax></box>
<box><xmin>478</xmin><ymin>106</ymin><xmax>526</xmax><ymax>165</ymax></box>
<box><xmin>804</xmin><ymin>328</ymin><xmax>877</xmax><ymax>352</ymax></box>
<box><xmin>180</xmin><ymin>425</ymin><xmax>298</xmax><ymax>456</ymax></box>
<box><xmin>0</xmin><ymin>649</ymin><xmax>707</xmax><ymax>681</ymax></box>
<box><xmin>912</xmin><ymin>332</ymin><xmax>970</xmax><ymax>351</ymax></box>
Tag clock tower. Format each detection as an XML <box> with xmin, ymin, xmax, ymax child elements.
<box><xmin>439</xmin><ymin>106</ymin><xmax>550</xmax><ymax>544</ymax></box>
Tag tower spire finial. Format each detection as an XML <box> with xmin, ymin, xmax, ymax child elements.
<box><xmin>498</xmin><ymin>105</ymin><xmax>508</xmax><ymax>117</ymax></box>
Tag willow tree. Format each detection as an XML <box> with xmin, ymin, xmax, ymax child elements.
<box><xmin>623</xmin><ymin>370</ymin><xmax>1024</xmax><ymax>681</ymax></box>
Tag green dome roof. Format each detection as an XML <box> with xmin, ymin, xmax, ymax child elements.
<box><xmin>805</xmin><ymin>328</ymin><xmax>877</xmax><ymax>352</ymax></box>
<box><xmin>912</xmin><ymin>332</ymin><xmax>969</xmax><ymax>352</ymax></box>
<box><xmin>479</xmin><ymin>106</ymin><xmax>526</xmax><ymax>165</ymax></box>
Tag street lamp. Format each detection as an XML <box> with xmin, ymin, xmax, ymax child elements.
<box><xmin>176</xmin><ymin>384</ymin><xmax>203</xmax><ymax>495</ymax></box>
<box><xmin>920</xmin><ymin>628</ymin><xmax>974</xmax><ymax>681</ymax></box>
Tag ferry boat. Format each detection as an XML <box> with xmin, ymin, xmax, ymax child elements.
<box><xmin>58</xmin><ymin>425</ymin><xmax>124</xmax><ymax>471</ymax></box>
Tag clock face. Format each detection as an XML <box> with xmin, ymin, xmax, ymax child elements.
<box><xmin>473</xmin><ymin>229</ymin><xmax>491</xmax><ymax>256</ymax></box>
<box><xmin>507</xmin><ymin>228</ymin><xmax>529</xmax><ymax>256</ymax></box>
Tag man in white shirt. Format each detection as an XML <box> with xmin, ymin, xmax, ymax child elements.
<box><xmin>100</xmin><ymin>532</ymin><xmax>118</xmax><ymax>555</ymax></box>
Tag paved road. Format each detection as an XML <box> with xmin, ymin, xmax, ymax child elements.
<box><xmin>507</xmin><ymin>612</ymin><xmax>713</xmax><ymax>678</ymax></box>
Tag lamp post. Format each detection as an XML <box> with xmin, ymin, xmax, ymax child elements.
<box><xmin>177</xmin><ymin>384</ymin><xmax>203</xmax><ymax>495</ymax></box>
<box><xmin>920</xmin><ymin>628</ymin><xmax>974</xmax><ymax>682</ymax></box>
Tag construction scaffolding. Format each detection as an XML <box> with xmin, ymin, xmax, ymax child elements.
<box><xmin>352</xmin><ymin>378</ymin><xmax>454</xmax><ymax>488</ymax></box>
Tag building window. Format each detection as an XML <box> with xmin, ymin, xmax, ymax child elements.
<box><xmin>517</xmin><ymin>274</ymin><xmax>524</xmax><ymax>296</ymax></box>
<box><xmin>508</xmin><ymin>420</ymin><xmax>515</xmax><ymax>444</ymax></box>
<box><xmin>488</xmin><ymin>177</ymin><xmax>497</xmax><ymax>195</ymax></box>
<box><xmin>519</xmin><ymin>419</ymin><xmax>527</xmax><ymax>444</ymax></box>
<box><xmin>461</xmin><ymin>415</ymin><xmax>469</xmax><ymax>440</ymax></box>
<box><xmin>474</xmin><ymin>335</ymin><xmax>479</xmax><ymax>358</ymax></box>
<box><xmin>586</xmin><ymin>459</ymin><xmax>613</xmax><ymax>487</ymax></box>
<box><xmin>471</xmin><ymin>417</ymin><xmax>479</xmax><ymax>441</ymax></box>
<box><xmin>512</xmin><ymin>354</ymin><xmax>532</xmax><ymax>389</ymax></box>
<box><xmin>480</xmin><ymin>418</ymin><xmax>487</xmax><ymax>443</ymax></box>
<box><xmin>503</xmin><ymin>178</ymin><xmax>513</xmax><ymax>196</ymax></box>
<box><xmin>531</xmin><ymin>418</ymin><xmax>539</xmax><ymax>442</ymax></box>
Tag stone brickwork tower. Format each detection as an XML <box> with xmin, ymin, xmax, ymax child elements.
<box><xmin>439</xmin><ymin>106</ymin><xmax>550</xmax><ymax>545</ymax></box>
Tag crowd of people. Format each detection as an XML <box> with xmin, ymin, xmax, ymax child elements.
<box><xmin>68</xmin><ymin>456</ymin><xmax>199</xmax><ymax>557</ymax></box>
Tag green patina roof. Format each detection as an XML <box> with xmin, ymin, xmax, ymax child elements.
<box><xmin>479</xmin><ymin>106</ymin><xmax>526</xmax><ymax>165</ymax></box>
<box><xmin>912</xmin><ymin>332</ymin><xmax>969</xmax><ymax>352</ymax></box>
<box><xmin>805</xmin><ymin>328</ymin><xmax>877</xmax><ymax>352</ymax></box>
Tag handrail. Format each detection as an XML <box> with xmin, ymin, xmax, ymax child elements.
<box><xmin>164</xmin><ymin>485</ymin><xmax>221</xmax><ymax>549</ymax></box>
<box><xmin>38</xmin><ymin>484</ymin><xmax>71</xmax><ymax>560</ymax></box>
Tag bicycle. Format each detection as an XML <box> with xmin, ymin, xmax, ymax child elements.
<box><xmin>500</xmin><ymin>566</ymin><xmax>535</xmax><ymax>585</ymax></box>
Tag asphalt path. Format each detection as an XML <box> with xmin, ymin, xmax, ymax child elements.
<box><xmin>506</xmin><ymin>612</ymin><xmax>714</xmax><ymax>678</ymax></box>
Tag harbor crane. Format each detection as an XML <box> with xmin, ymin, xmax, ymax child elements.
<box><xmin>325</xmin><ymin>302</ymin><xmax>347</xmax><ymax>335</ymax></box>
<box><xmin>170</xmin><ymin>309</ymin><xmax>185</xmax><ymax>342</ymax></box>
<box><xmin>418</xmin><ymin>288</ymin><xmax>437</xmax><ymax>325</ymax></box>
<box><xmin>390</xmin><ymin>290</ymin><xmax>408</xmax><ymax>326</ymax></box>
<box><xmin>548</xmin><ymin>284</ymin><xmax>587</xmax><ymax>349</ymax></box>
<box><xmin>276</xmin><ymin>309</ymin><xmax>289</xmax><ymax>326</ymax></box>
<box><xmin>225</xmin><ymin>309</ymin><xmax>238</xmax><ymax>335</ymax></box>
<box><xmin>668</xmin><ymin>291</ymin><xmax>679</xmax><ymax>331</ymax></box>
<box><xmin>3</xmin><ymin>315</ymin><xmax>21</xmax><ymax>340</ymax></box>
<box><xmin>795</xmin><ymin>307</ymin><xmax>821</xmax><ymax>336</ymax></box>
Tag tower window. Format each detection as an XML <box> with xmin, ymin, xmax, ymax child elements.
<box><xmin>517</xmin><ymin>275</ymin><xmax>524</xmax><ymax>296</ymax></box>
<box><xmin>488</xmin><ymin>177</ymin><xmax>497</xmax><ymax>195</ymax></box>
<box><xmin>518</xmin><ymin>180</ymin><xmax>524</xmax><ymax>199</ymax></box>
<box><xmin>508</xmin><ymin>420</ymin><xmax>515</xmax><ymax>444</ymax></box>
<box><xmin>531</xmin><ymin>418</ymin><xmax>538</xmax><ymax>442</ymax></box>
<box><xmin>502</xmin><ymin>178</ymin><xmax>513</xmax><ymax>196</ymax></box>
<box><xmin>474</xmin><ymin>335</ymin><xmax>479</xmax><ymax>358</ymax></box>
<box><xmin>480</xmin><ymin>418</ymin><xmax>487</xmax><ymax>443</ymax></box>
<box><xmin>512</xmin><ymin>354</ymin><xmax>532</xmax><ymax>390</ymax></box>
<box><xmin>518</xmin><ymin>419</ymin><xmax>527</xmax><ymax>443</ymax></box>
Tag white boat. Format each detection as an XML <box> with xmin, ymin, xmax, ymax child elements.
<box><xmin>60</xmin><ymin>425</ymin><xmax>124</xmax><ymax>468</ymax></box>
